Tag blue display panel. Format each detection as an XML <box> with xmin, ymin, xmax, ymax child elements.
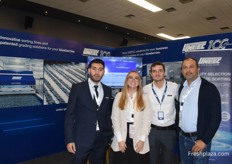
<box><xmin>87</xmin><ymin>56</ymin><xmax>142</xmax><ymax>87</ymax></box>
<box><xmin>0</xmin><ymin>70</ymin><xmax>35</xmax><ymax>85</ymax></box>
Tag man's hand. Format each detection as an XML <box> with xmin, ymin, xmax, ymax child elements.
<box><xmin>192</xmin><ymin>140</ymin><xmax>206</xmax><ymax>153</ymax></box>
<box><xmin>67</xmin><ymin>142</ymin><xmax>76</xmax><ymax>154</ymax></box>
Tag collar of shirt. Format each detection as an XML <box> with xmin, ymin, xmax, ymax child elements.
<box><xmin>152</xmin><ymin>79</ymin><xmax>166</xmax><ymax>90</ymax></box>
<box><xmin>127</xmin><ymin>92</ymin><xmax>137</xmax><ymax>111</ymax></box>
<box><xmin>88</xmin><ymin>78</ymin><xmax>102</xmax><ymax>88</ymax></box>
<box><xmin>183</xmin><ymin>76</ymin><xmax>201</xmax><ymax>88</ymax></box>
<box><xmin>127</xmin><ymin>92</ymin><xmax>136</xmax><ymax>100</ymax></box>
<box><xmin>88</xmin><ymin>78</ymin><xmax>102</xmax><ymax>97</ymax></box>
<box><xmin>152</xmin><ymin>80</ymin><xmax>166</xmax><ymax>99</ymax></box>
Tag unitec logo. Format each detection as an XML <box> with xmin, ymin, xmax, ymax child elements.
<box><xmin>182</xmin><ymin>41</ymin><xmax>207</xmax><ymax>52</ymax></box>
<box><xmin>83</xmin><ymin>48</ymin><xmax>99</xmax><ymax>56</ymax></box>
<box><xmin>198</xmin><ymin>57</ymin><xmax>222</xmax><ymax>65</ymax></box>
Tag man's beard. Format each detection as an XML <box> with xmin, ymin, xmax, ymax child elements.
<box><xmin>90</xmin><ymin>74</ymin><xmax>102</xmax><ymax>83</ymax></box>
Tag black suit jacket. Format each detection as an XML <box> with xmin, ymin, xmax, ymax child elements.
<box><xmin>64</xmin><ymin>80</ymin><xmax>113</xmax><ymax>146</ymax></box>
<box><xmin>176</xmin><ymin>78</ymin><xmax>221</xmax><ymax>144</ymax></box>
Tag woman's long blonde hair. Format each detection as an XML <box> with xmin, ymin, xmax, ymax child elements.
<box><xmin>118</xmin><ymin>70</ymin><xmax>145</xmax><ymax>111</ymax></box>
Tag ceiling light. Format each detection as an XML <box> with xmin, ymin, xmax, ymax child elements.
<box><xmin>157</xmin><ymin>33</ymin><xmax>190</xmax><ymax>40</ymax></box>
<box><xmin>157</xmin><ymin>33</ymin><xmax>175</xmax><ymax>40</ymax></box>
<box><xmin>128</xmin><ymin>0</ymin><xmax>162</xmax><ymax>12</ymax></box>
<box><xmin>175</xmin><ymin>36</ymin><xmax>191</xmax><ymax>40</ymax></box>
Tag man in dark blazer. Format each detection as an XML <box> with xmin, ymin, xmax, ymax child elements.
<box><xmin>65</xmin><ymin>58</ymin><xmax>113</xmax><ymax>164</ymax></box>
<box><xmin>176</xmin><ymin>57</ymin><xmax>221</xmax><ymax>164</ymax></box>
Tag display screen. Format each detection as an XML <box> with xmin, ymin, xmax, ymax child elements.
<box><xmin>87</xmin><ymin>56</ymin><xmax>143</xmax><ymax>87</ymax></box>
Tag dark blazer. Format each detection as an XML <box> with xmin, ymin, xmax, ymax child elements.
<box><xmin>64</xmin><ymin>80</ymin><xmax>113</xmax><ymax>146</ymax></box>
<box><xmin>176</xmin><ymin>78</ymin><xmax>221</xmax><ymax>144</ymax></box>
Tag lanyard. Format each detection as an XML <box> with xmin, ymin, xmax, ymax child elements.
<box><xmin>151</xmin><ymin>81</ymin><xmax>167</xmax><ymax>109</ymax></box>
<box><xmin>128</xmin><ymin>95</ymin><xmax>135</xmax><ymax>121</ymax></box>
<box><xmin>180</xmin><ymin>81</ymin><xmax>199</xmax><ymax>110</ymax></box>
<box><xmin>180</xmin><ymin>87</ymin><xmax>193</xmax><ymax>107</ymax></box>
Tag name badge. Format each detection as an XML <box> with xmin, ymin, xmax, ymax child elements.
<box><xmin>158</xmin><ymin>111</ymin><xmax>164</xmax><ymax>120</ymax></box>
<box><xmin>180</xmin><ymin>102</ymin><xmax>184</xmax><ymax>111</ymax></box>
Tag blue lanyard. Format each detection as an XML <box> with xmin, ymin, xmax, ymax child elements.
<box><xmin>151</xmin><ymin>81</ymin><xmax>167</xmax><ymax>106</ymax></box>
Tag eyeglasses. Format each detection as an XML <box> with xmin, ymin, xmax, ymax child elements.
<box><xmin>128</xmin><ymin>76</ymin><xmax>140</xmax><ymax>81</ymax></box>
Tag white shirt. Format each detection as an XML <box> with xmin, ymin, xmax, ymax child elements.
<box><xmin>88</xmin><ymin>78</ymin><xmax>103</xmax><ymax>106</ymax></box>
<box><xmin>88</xmin><ymin>78</ymin><xmax>104</xmax><ymax>130</ymax></box>
<box><xmin>111</xmin><ymin>92</ymin><xmax>152</xmax><ymax>154</ymax></box>
<box><xmin>143</xmin><ymin>80</ymin><xmax>179</xmax><ymax>127</ymax></box>
<box><xmin>179</xmin><ymin>76</ymin><xmax>201</xmax><ymax>132</ymax></box>
<box><xmin>113</xmin><ymin>92</ymin><xmax>148</xmax><ymax>143</ymax></box>
<box><xmin>126</xmin><ymin>92</ymin><xmax>136</xmax><ymax>123</ymax></box>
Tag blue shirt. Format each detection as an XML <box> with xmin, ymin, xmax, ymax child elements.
<box><xmin>179</xmin><ymin>76</ymin><xmax>201</xmax><ymax>132</ymax></box>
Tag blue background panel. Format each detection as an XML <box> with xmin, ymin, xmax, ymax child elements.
<box><xmin>0</xmin><ymin>104</ymin><xmax>67</xmax><ymax>164</ymax></box>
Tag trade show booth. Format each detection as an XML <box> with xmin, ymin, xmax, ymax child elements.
<box><xmin>0</xmin><ymin>28</ymin><xmax>231</xmax><ymax>163</ymax></box>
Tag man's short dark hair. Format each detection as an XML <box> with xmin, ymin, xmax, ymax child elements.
<box><xmin>149</xmin><ymin>61</ymin><xmax>166</xmax><ymax>73</ymax></box>
<box><xmin>181</xmin><ymin>57</ymin><xmax>199</xmax><ymax>68</ymax></box>
<box><xmin>88</xmin><ymin>58</ymin><xmax>105</xmax><ymax>69</ymax></box>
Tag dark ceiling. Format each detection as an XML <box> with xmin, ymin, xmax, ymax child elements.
<box><xmin>0</xmin><ymin>0</ymin><xmax>165</xmax><ymax>43</ymax></box>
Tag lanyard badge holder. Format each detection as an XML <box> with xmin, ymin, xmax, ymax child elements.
<box><xmin>129</xmin><ymin>124</ymin><xmax>135</xmax><ymax>139</ymax></box>
<box><xmin>129</xmin><ymin>113</ymin><xmax>135</xmax><ymax>139</ymax></box>
<box><xmin>180</xmin><ymin>86</ymin><xmax>194</xmax><ymax>111</ymax></box>
<box><xmin>152</xmin><ymin>82</ymin><xmax>167</xmax><ymax>121</ymax></box>
<box><xmin>158</xmin><ymin>111</ymin><xmax>164</xmax><ymax>120</ymax></box>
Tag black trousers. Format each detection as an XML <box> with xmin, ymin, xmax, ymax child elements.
<box><xmin>72</xmin><ymin>131</ymin><xmax>109</xmax><ymax>164</ymax></box>
<box><xmin>110</xmin><ymin>123</ymin><xmax>149</xmax><ymax>164</ymax></box>
<box><xmin>149</xmin><ymin>128</ymin><xmax>177</xmax><ymax>164</ymax></box>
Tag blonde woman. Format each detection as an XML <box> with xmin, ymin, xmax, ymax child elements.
<box><xmin>110</xmin><ymin>71</ymin><xmax>151</xmax><ymax>164</ymax></box>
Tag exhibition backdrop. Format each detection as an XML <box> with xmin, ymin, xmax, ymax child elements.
<box><xmin>0</xmin><ymin>28</ymin><xmax>232</xmax><ymax>163</ymax></box>
<box><xmin>186</xmin><ymin>50</ymin><xmax>232</xmax><ymax>163</ymax></box>
<box><xmin>0</xmin><ymin>28</ymin><xmax>114</xmax><ymax>164</ymax></box>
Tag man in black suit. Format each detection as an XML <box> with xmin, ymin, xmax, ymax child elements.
<box><xmin>177</xmin><ymin>57</ymin><xmax>221</xmax><ymax>164</ymax></box>
<box><xmin>65</xmin><ymin>58</ymin><xmax>113</xmax><ymax>164</ymax></box>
